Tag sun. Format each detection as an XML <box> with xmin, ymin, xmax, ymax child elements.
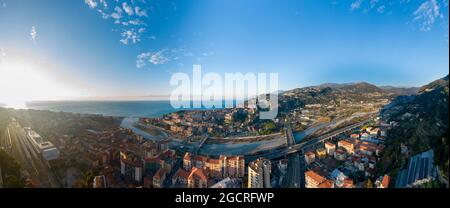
<box><xmin>0</xmin><ymin>54</ymin><xmax>75</xmax><ymax>108</ymax></box>
<box><xmin>4</xmin><ymin>101</ymin><xmax>27</xmax><ymax>109</ymax></box>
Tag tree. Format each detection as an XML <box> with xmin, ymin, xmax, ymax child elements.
<box><xmin>0</xmin><ymin>149</ymin><xmax>25</xmax><ymax>188</ymax></box>
<box><xmin>78</xmin><ymin>170</ymin><xmax>96</xmax><ymax>188</ymax></box>
<box><xmin>260</xmin><ymin>121</ymin><xmax>277</xmax><ymax>135</ymax></box>
<box><xmin>0</xmin><ymin>108</ymin><xmax>10</xmax><ymax>134</ymax></box>
<box><xmin>364</xmin><ymin>179</ymin><xmax>373</xmax><ymax>188</ymax></box>
<box><xmin>4</xmin><ymin>175</ymin><xmax>25</xmax><ymax>188</ymax></box>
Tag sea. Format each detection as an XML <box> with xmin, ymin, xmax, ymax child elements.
<box><xmin>21</xmin><ymin>100</ymin><xmax>240</xmax><ymax>118</ymax></box>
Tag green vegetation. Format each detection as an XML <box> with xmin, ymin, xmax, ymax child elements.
<box><xmin>0</xmin><ymin>149</ymin><xmax>25</xmax><ymax>188</ymax></box>
<box><xmin>293</xmin><ymin>122</ymin><xmax>307</xmax><ymax>131</ymax></box>
<box><xmin>259</xmin><ymin>121</ymin><xmax>277</xmax><ymax>135</ymax></box>
<box><xmin>379</xmin><ymin>75</ymin><xmax>449</xmax><ymax>178</ymax></box>
<box><xmin>423</xmin><ymin>180</ymin><xmax>443</xmax><ymax>188</ymax></box>
<box><xmin>364</xmin><ymin>179</ymin><xmax>373</xmax><ymax>188</ymax></box>
<box><xmin>0</xmin><ymin>108</ymin><xmax>10</xmax><ymax>134</ymax></box>
<box><xmin>76</xmin><ymin>170</ymin><xmax>96</xmax><ymax>188</ymax></box>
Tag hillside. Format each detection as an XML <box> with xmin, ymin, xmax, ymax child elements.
<box><xmin>379</xmin><ymin>86</ymin><xmax>419</xmax><ymax>96</ymax></box>
<box><xmin>276</xmin><ymin>82</ymin><xmax>409</xmax><ymax>115</ymax></box>
<box><xmin>379</xmin><ymin>75</ymin><xmax>449</xmax><ymax>179</ymax></box>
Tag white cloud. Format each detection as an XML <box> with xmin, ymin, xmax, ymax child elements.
<box><xmin>84</xmin><ymin>1</ymin><xmax>151</xmax><ymax>45</ymax></box>
<box><xmin>2</xmin><ymin>2</ymin><xmax>6</xmax><ymax>8</ymax></box>
<box><xmin>202</xmin><ymin>52</ymin><xmax>215</xmax><ymax>57</ymax></box>
<box><xmin>30</xmin><ymin>26</ymin><xmax>37</xmax><ymax>42</ymax></box>
<box><xmin>122</xmin><ymin>2</ymin><xmax>134</xmax><ymax>16</ymax></box>
<box><xmin>136</xmin><ymin>50</ymin><xmax>171</xmax><ymax>68</ymax></box>
<box><xmin>135</xmin><ymin>48</ymin><xmax>191</xmax><ymax>68</ymax></box>
<box><xmin>346</xmin><ymin>0</ymin><xmax>448</xmax><ymax>33</ymax></box>
<box><xmin>413</xmin><ymin>0</ymin><xmax>443</xmax><ymax>31</ymax></box>
<box><xmin>135</xmin><ymin>6</ymin><xmax>147</xmax><ymax>17</ymax></box>
<box><xmin>120</xmin><ymin>29</ymin><xmax>140</xmax><ymax>45</ymax></box>
<box><xmin>138</xmin><ymin>28</ymin><xmax>146</xmax><ymax>33</ymax></box>
<box><xmin>99</xmin><ymin>0</ymin><xmax>108</xmax><ymax>8</ymax></box>
<box><xmin>370</xmin><ymin>0</ymin><xmax>379</xmax><ymax>8</ymax></box>
<box><xmin>84</xmin><ymin>0</ymin><xmax>97</xmax><ymax>9</ymax></box>
<box><xmin>122</xmin><ymin>20</ymin><xmax>140</xmax><ymax>26</ymax></box>
<box><xmin>111</xmin><ymin>6</ymin><xmax>123</xmax><ymax>22</ymax></box>
<box><xmin>0</xmin><ymin>48</ymin><xmax>6</xmax><ymax>58</ymax></box>
<box><xmin>0</xmin><ymin>48</ymin><xmax>6</xmax><ymax>65</ymax></box>
<box><xmin>350</xmin><ymin>0</ymin><xmax>363</xmax><ymax>10</ymax></box>
<box><xmin>377</xmin><ymin>5</ymin><xmax>385</xmax><ymax>13</ymax></box>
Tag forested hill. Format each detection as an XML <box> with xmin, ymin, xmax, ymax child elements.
<box><xmin>379</xmin><ymin>75</ymin><xmax>449</xmax><ymax>179</ymax></box>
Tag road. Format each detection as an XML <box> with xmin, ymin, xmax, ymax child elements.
<box><xmin>276</xmin><ymin>119</ymin><xmax>372</xmax><ymax>188</ymax></box>
<box><xmin>0</xmin><ymin>120</ymin><xmax>61</xmax><ymax>187</ymax></box>
<box><xmin>281</xmin><ymin>126</ymin><xmax>305</xmax><ymax>188</ymax></box>
<box><xmin>248</xmin><ymin>118</ymin><xmax>373</xmax><ymax>161</ymax></box>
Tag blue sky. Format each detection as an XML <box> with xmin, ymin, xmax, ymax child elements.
<box><xmin>0</xmin><ymin>0</ymin><xmax>448</xmax><ymax>100</ymax></box>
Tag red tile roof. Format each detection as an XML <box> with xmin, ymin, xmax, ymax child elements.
<box><xmin>338</xmin><ymin>140</ymin><xmax>354</xmax><ymax>148</ymax></box>
<box><xmin>189</xmin><ymin>167</ymin><xmax>208</xmax><ymax>181</ymax></box>
<box><xmin>324</xmin><ymin>142</ymin><xmax>336</xmax><ymax>147</ymax></box>
<box><xmin>381</xmin><ymin>175</ymin><xmax>390</xmax><ymax>188</ymax></box>
<box><xmin>305</xmin><ymin>170</ymin><xmax>326</xmax><ymax>184</ymax></box>
<box><xmin>153</xmin><ymin>168</ymin><xmax>167</xmax><ymax>180</ymax></box>
<box><xmin>343</xmin><ymin>178</ymin><xmax>354</xmax><ymax>188</ymax></box>
<box><xmin>173</xmin><ymin>168</ymin><xmax>190</xmax><ymax>180</ymax></box>
<box><xmin>305</xmin><ymin>151</ymin><xmax>315</xmax><ymax>157</ymax></box>
<box><xmin>318</xmin><ymin>179</ymin><xmax>334</xmax><ymax>188</ymax></box>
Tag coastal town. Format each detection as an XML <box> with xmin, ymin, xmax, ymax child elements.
<box><xmin>2</xmin><ymin>75</ymin><xmax>448</xmax><ymax>189</ymax></box>
<box><xmin>3</xmin><ymin>72</ymin><xmax>449</xmax><ymax>189</ymax></box>
<box><xmin>0</xmin><ymin>104</ymin><xmax>429</xmax><ymax>189</ymax></box>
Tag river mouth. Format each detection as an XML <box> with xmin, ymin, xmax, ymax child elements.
<box><xmin>120</xmin><ymin>117</ymin><xmax>164</xmax><ymax>142</ymax></box>
<box><xmin>119</xmin><ymin>116</ymin><xmax>336</xmax><ymax>157</ymax></box>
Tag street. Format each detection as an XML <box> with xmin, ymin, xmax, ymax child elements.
<box><xmin>281</xmin><ymin>126</ymin><xmax>305</xmax><ymax>188</ymax></box>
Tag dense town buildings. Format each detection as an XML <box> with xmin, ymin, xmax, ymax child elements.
<box><xmin>248</xmin><ymin>158</ymin><xmax>272</xmax><ymax>188</ymax></box>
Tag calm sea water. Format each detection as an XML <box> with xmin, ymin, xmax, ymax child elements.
<box><xmin>25</xmin><ymin>101</ymin><xmax>182</xmax><ymax>118</ymax></box>
<box><xmin>24</xmin><ymin>100</ymin><xmax>235</xmax><ymax>118</ymax></box>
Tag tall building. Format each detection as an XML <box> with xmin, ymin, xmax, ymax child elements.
<box><xmin>120</xmin><ymin>159</ymin><xmax>126</xmax><ymax>175</ymax></box>
<box><xmin>187</xmin><ymin>167</ymin><xmax>209</xmax><ymax>188</ymax></box>
<box><xmin>316</xmin><ymin>148</ymin><xmax>327</xmax><ymax>159</ymax></box>
<box><xmin>247</xmin><ymin>158</ymin><xmax>271</xmax><ymax>188</ymax></box>
<box><xmin>304</xmin><ymin>151</ymin><xmax>316</xmax><ymax>164</ymax></box>
<box><xmin>182</xmin><ymin>154</ymin><xmax>245</xmax><ymax>179</ymax></box>
<box><xmin>172</xmin><ymin>168</ymin><xmax>190</xmax><ymax>187</ymax></box>
<box><xmin>305</xmin><ymin>170</ymin><xmax>326</xmax><ymax>188</ymax></box>
<box><xmin>93</xmin><ymin>175</ymin><xmax>107</xmax><ymax>188</ymax></box>
<box><xmin>183</xmin><ymin>152</ymin><xmax>192</xmax><ymax>170</ymax></box>
<box><xmin>206</xmin><ymin>158</ymin><xmax>223</xmax><ymax>178</ymax></box>
<box><xmin>153</xmin><ymin>168</ymin><xmax>167</xmax><ymax>188</ymax></box>
<box><xmin>135</xmin><ymin>162</ymin><xmax>143</xmax><ymax>182</ymax></box>
<box><xmin>338</xmin><ymin>140</ymin><xmax>355</xmax><ymax>155</ymax></box>
<box><xmin>225</xmin><ymin>156</ymin><xmax>245</xmax><ymax>178</ymax></box>
<box><xmin>210</xmin><ymin>177</ymin><xmax>242</xmax><ymax>188</ymax></box>
<box><xmin>324</xmin><ymin>142</ymin><xmax>336</xmax><ymax>155</ymax></box>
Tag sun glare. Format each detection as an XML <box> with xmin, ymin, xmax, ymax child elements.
<box><xmin>0</xmin><ymin>55</ymin><xmax>74</xmax><ymax>108</ymax></box>
<box><xmin>4</xmin><ymin>101</ymin><xmax>27</xmax><ymax>109</ymax></box>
